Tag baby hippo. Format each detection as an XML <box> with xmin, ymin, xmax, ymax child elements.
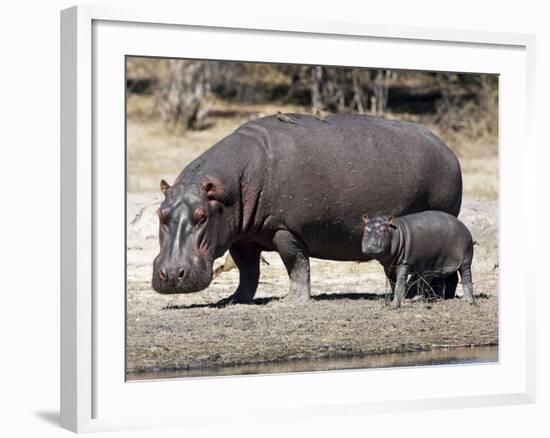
<box><xmin>361</xmin><ymin>211</ymin><xmax>476</xmax><ymax>308</ymax></box>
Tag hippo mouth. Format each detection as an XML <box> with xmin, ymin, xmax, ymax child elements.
<box><xmin>151</xmin><ymin>264</ymin><xmax>214</xmax><ymax>294</ymax></box>
<box><xmin>151</xmin><ymin>245</ymin><xmax>215</xmax><ymax>294</ymax></box>
<box><xmin>362</xmin><ymin>243</ymin><xmax>386</xmax><ymax>257</ymax></box>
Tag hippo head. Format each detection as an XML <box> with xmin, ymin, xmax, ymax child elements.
<box><xmin>152</xmin><ymin>177</ymin><xmax>235</xmax><ymax>294</ymax></box>
<box><xmin>361</xmin><ymin>214</ymin><xmax>396</xmax><ymax>257</ymax></box>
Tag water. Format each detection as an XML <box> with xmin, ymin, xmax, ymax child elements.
<box><xmin>128</xmin><ymin>345</ymin><xmax>498</xmax><ymax>381</ymax></box>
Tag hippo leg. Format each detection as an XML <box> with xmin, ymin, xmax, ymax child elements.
<box><xmin>215</xmin><ymin>243</ymin><xmax>261</xmax><ymax>306</ymax></box>
<box><xmin>383</xmin><ymin>265</ymin><xmax>396</xmax><ymax>293</ymax></box>
<box><xmin>459</xmin><ymin>264</ymin><xmax>476</xmax><ymax>305</ymax></box>
<box><xmin>428</xmin><ymin>276</ymin><xmax>446</xmax><ymax>299</ymax></box>
<box><xmin>392</xmin><ymin>265</ymin><xmax>409</xmax><ymax>309</ymax></box>
<box><xmin>444</xmin><ymin>272</ymin><xmax>459</xmax><ymax>299</ymax></box>
<box><xmin>273</xmin><ymin>230</ymin><xmax>311</xmax><ymax>302</ymax></box>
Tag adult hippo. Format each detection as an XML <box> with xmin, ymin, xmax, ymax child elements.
<box><xmin>151</xmin><ymin>113</ymin><xmax>462</xmax><ymax>304</ymax></box>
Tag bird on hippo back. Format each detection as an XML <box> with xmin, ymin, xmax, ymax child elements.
<box><xmin>151</xmin><ymin>113</ymin><xmax>463</xmax><ymax>305</ymax></box>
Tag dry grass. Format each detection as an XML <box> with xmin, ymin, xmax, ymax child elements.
<box><xmin>127</xmin><ymin>96</ymin><xmax>309</xmax><ymax>192</ymax></box>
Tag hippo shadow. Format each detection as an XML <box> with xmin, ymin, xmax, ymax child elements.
<box><xmin>312</xmin><ymin>292</ymin><xmax>385</xmax><ymax>301</ymax></box>
<box><xmin>161</xmin><ymin>290</ymin><xmax>490</xmax><ymax>310</ymax></box>
<box><xmin>162</xmin><ymin>296</ymin><xmax>280</xmax><ymax>310</ymax></box>
<box><xmin>162</xmin><ymin>291</ymin><xmax>386</xmax><ymax>310</ymax></box>
<box><xmin>314</xmin><ymin>291</ymin><xmax>490</xmax><ymax>304</ymax></box>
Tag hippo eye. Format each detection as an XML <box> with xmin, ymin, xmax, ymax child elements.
<box><xmin>193</xmin><ymin>208</ymin><xmax>208</xmax><ymax>227</ymax></box>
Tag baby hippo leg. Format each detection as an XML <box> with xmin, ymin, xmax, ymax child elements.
<box><xmin>460</xmin><ymin>264</ymin><xmax>476</xmax><ymax>305</ymax></box>
<box><xmin>392</xmin><ymin>265</ymin><xmax>409</xmax><ymax>309</ymax></box>
<box><xmin>383</xmin><ymin>265</ymin><xmax>396</xmax><ymax>292</ymax></box>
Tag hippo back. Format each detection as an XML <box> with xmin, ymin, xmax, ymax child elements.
<box><xmin>230</xmin><ymin>114</ymin><xmax>462</xmax><ymax>261</ymax></box>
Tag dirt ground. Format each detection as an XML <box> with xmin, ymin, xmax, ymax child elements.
<box><xmin>125</xmin><ymin>100</ymin><xmax>499</xmax><ymax>378</ymax></box>
<box><xmin>126</xmin><ymin>198</ymin><xmax>498</xmax><ymax>376</ymax></box>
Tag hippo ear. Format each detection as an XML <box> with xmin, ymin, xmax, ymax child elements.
<box><xmin>201</xmin><ymin>181</ymin><xmax>218</xmax><ymax>200</ymax></box>
<box><xmin>160</xmin><ymin>179</ymin><xmax>170</xmax><ymax>194</ymax></box>
<box><xmin>200</xmin><ymin>177</ymin><xmax>229</xmax><ymax>204</ymax></box>
<box><xmin>200</xmin><ymin>176</ymin><xmax>236</xmax><ymax>205</ymax></box>
<box><xmin>362</xmin><ymin>214</ymin><xmax>369</xmax><ymax>223</ymax></box>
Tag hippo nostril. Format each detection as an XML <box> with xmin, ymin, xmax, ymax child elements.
<box><xmin>177</xmin><ymin>269</ymin><xmax>185</xmax><ymax>280</ymax></box>
<box><xmin>159</xmin><ymin>269</ymin><xmax>167</xmax><ymax>280</ymax></box>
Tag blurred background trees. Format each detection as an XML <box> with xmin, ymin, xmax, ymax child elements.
<box><xmin>126</xmin><ymin>57</ymin><xmax>498</xmax><ymax>144</ymax></box>
<box><xmin>155</xmin><ymin>60</ymin><xmax>212</xmax><ymax>133</ymax></box>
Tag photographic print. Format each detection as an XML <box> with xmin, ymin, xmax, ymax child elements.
<box><xmin>125</xmin><ymin>57</ymin><xmax>498</xmax><ymax>380</ymax></box>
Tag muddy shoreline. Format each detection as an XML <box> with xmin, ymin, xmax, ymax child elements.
<box><xmin>128</xmin><ymin>345</ymin><xmax>498</xmax><ymax>380</ymax></box>
<box><xmin>126</xmin><ymin>292</ymin><xmax>499</xmax><ymax>376</ymax></box>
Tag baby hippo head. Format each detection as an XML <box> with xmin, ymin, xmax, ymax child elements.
<box><xmin>361</xmin><ymin>214</ymin><xmax>396</xmax><ymax>257</ymax></box>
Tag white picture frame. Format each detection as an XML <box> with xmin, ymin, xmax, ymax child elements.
<box><xmin>60</xmin><ymin>5</ymin><xmax>537</xmax><ymax>433</ymax></box>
